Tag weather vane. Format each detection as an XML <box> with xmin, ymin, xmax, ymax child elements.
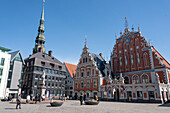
<box><xmin>43</xmin><ymin>0</ymin><xmax>45</xmax><ymax>6</ymax></box>
<box><xmin>85</xmin><ymin>34</ymin><xmax>87</xmax><ymax>45</ymax></box>
<box><xmin>125</xmin><ymin>17</ymin><xmax>128</xmax><ymax>28</ymax></box>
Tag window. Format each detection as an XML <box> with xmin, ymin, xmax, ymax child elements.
<box><xmin>131</xmin><ymin>54</ymin><xmax>134</xmax><ymax>64</ymax></box>
<box><xmin>35</xmin><ymin>82</ymin><xmax>37</xmax><ymax>86</ymax></box>
<box><xmin>86</xmin><ymin>58</ymin><xmax>88</xmax><ymax>62</ymax></box>
<box><xmin>0</xmin><ymin>58</ymin><xmax>5</xmax><ymax>65</ymax></box>
<box><xmin>35</xmin><ymin>74</ymin><xmax>38</xmax><ymax>78</ymax></box>
<box><xmin>59</xmin><ymin>66</ymin><xmax>62</xmax><ymax>70</ymax></box>
<box><xmin>119</xmin><ymin>57</ymin><xmax>122</xmax><ymax>66</ymax></box>
<box><xmin>137</xmin><ymin>53</ymin><xmax>140</xmax><ymax>63</ymax></box>
<box><xmin>142</xmin><ymin>75</ymin><xmax>149</xmax><ymax>83</ymax></box>
<box><xmin>50</xmin><ymin>63</ymin><xmax>54</xmax><ymax>68</ymax></box>
<box><xmin>48</xmin><ymin>83</ymin><xmax>50</xmax><ymax>86</ymax></box>
<box><xmin>75</xmin><ymin>83</ymin><xmax>78</xmax><ymax>89</ymax></box>
<box><xmin>15</xmin><ymin>54</ymin><xmax>22</xmax><ymax>62</ymax></box>
<box><xmin>83</xmin><ymin>58</ymin><xmax>85</xmax><ymax>63</ymax></box>
<box><xmin>87</xmin><ymin>81</ymin><xmax>90</xmax><ymax>88</ymax></box>
<box><xmin>87</xmin><ymin>71</ymin><xmax>90</xmax><ymax>76</ymax></box>
<box><xmin>81</xmin><ymin>72</ymin><xmax>83</xmax><ymax>77</ymax></box>
<box><xmin>133</xmin><ymin>75</ymin><xmax>139</xmax><ymax>84</ymax></box>
<box><xmin>93</xmin><ymin>81</ymin><xmax>97</xmax><ymax>88</ymax></box>
<box><xmin>81</xmin><ymin>82</ymin><xmax>84</xmax><ymax>88</ymax></box>
<box><xmin>54</xmin><ymin>70</ymin><xmax>58</xmax><ymax>74</ymax></box>
<box><xmin>52</xmin><ymin>76</ymin><xmax>54</xmax><ymax>80</ymax></box>
<box><xmin>41</xmin><ymin>62</ymin><xmax>45</xmax><ymax>66</ymax></box>
<box><xmin>45</xmin><ymin>68</ymin><xmax>48</xmax><ymax>73</ymax></box>
<box><xmin>49</xmin><ymin>76</ymin><xmax>51</xmax><ymax>80</ymax></box>
<box><xmin>0</xmin><ymin>68</ymin><xmax>3</xmax><ymax>75</ymax></box>
<box><xmin>148</xmin><ymin>91</ymin><xmax>155</xmax><ymax>99</ymax></box>
<box><xmin>125</xmin><ymin>56</ymin><xmax>127</xmax><ymax>65</ymax></box>
<box><xmin>124</xmin><ymin>76</ymin><xmax>129</xmax><ymax>84</ymax></box>
<box><xmin>143</xmin><ymin>52</ymin><xmax>149</xmax><ymax>67</ymax></box>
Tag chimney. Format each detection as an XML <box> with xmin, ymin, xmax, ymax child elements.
<box><xmin>99</xmin><ymin>53</ymin><xmax>102</xmax><ymax>57</ymax></box>
<box><xmin>38</xmin><ymin>47</ymin><xmax>42</xmax><ymax>53</ymax></box>
<box><xmin>48</xmin><ymin>50</ymin><xmax>52</xmax><ymax>57</ymax></box>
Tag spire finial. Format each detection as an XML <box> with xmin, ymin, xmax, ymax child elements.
<box><xmin>125</xmin><ymin>17</ymin><xmax>128</xmax><ymax>28</ymax></box>
<box><xmin>132</xmin><ymin>25</ymin><xmax>134</xmax><ymax>31</ymax></box>
<box><xmin>138</xmin><ymin>26</ymin><xmax>140</xmax><ymax>32</ymax></box>
<box><xmin>85</xmin><ymin>34</ymin><xmax>87</xmax><ymax>45</ymax></box>
<box><xmin>115</xmin><ymin>33</ymin><xmax>117</xmax><ymax>40</ymax></box>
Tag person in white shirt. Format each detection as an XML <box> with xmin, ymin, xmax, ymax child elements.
<box><xmin>26</xmin><ymin>95</ymin><xmax>30</xmax><ymax>103</ymax></box>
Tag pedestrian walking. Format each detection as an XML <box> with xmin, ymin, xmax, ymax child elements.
<box><xmin>35</xmin><ymin>94</ymin><xmax>38</xmax><ymax>104</ymax></box>
<box><xmin>26</xmin><ymin>95</ymin><xmax>30</xmax><ymax>103</ymax></box>
<box><xmin>30</xmin><ymin>94</ymin><xmax>33</xmax><ymax>101</ymax></box>
<box><xmin>94</xmin><ymin>95</ymin><xmax>98</xmax><ymax>101</ymax></box>
<box><xmin>16</xmin><ymin>94</ymin><xmax>22</xmax><ymax>109</ymax></box>
<box><xmin>83</xmin><ymin>94</ymin><xmax>86</xmax><ymax>103</ymax></box>
<box><xmin>80</xmin><ymin>93</ymin><xmax>83</xmax><ymax>105</ymax></box>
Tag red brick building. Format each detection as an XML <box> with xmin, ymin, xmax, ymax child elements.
<box><xmin>101</xmin><ymin>19</ymin><xmax>170</xmax><ymax>103</ymax></box>
<box><xmin>74</xmin><ymin>42</ymin><xmax>109</xmax><ymax>99</ymax></box>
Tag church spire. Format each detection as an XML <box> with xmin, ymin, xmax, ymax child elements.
<box><xmin>83</xmin><ymin>34</ymin><xmax>88</xmax><ymax>51</ymax></box>
<box><xmin>33</xmin><ymin>0</ymin><xmax>46</xmax><ymax>54</ymax></box>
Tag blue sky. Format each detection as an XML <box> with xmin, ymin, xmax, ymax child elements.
<box><xmin>0</xmin><ymin>0</ymin><xmax>170</xmax><ymax>65</ymax></box>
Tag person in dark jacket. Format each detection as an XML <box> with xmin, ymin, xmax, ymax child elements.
<box><xmin>80</xmin><ymin>93</ymin><xmax>83</xmax><ymax>105</ymax></box>
<box><xmin>83</xmin><ymin>94</ymin><xmax>86</xmax><ymax>103</ymax></box>
<box><xmin>35</xmin><ymin>94</ymin><xmax>38</xmax><ymax>104</ymax></box>
<box><xmin>16</xmin><ymin>94</ymin><xmax>22</xmax><ymax>109</ymax></box>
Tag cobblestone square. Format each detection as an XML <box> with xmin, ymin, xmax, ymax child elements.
<box><xmin>0</xmin><ymin>100</ymin><xmax>170</xmax><ymax>113</ymax></box>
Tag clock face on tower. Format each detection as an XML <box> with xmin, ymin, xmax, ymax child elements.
<box><xmin>125</xmin><ymin>37</ymin><xmax>130</xmax><ymax>44</ymax></box>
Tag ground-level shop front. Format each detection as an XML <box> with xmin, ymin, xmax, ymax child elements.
<box><xmin>100</xmin><ymin>83</ymin><xmax>170</xmax><ymax>103</ymax></box>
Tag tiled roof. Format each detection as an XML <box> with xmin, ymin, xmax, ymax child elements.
<box><xmin>25</xmin><ymin>52</ymin><xmax>63</xmax><ymax>64</ymax></box>
<box><xmin>152</xmin><ymin>46</ymin><xmax>170</xmax><ymax>68</ymax></box>
<box><xmin>64</xmin><ymin>62</ymin><xmax>77</xmax><ymax>78</ymax></box>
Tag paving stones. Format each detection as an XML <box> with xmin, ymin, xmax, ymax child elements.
<box><xmin>0</xmin><ymin>100</ymin><xmax>170</xmax><ymax>113</ymax></box>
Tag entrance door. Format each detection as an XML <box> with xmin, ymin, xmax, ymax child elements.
<box><xmin>114</xmin><ymin>89</ymin><xmax>119</xmax><ymax>101</ymax></box>
<box><xmin>127</xmin><ymin>91</ymin><xmax>132</xmax><ymax>101</ymax></box>
<box><xmin>87</xmin><ymin>92</ymin><xmax>89</xmax><ymax>98</ymax></box>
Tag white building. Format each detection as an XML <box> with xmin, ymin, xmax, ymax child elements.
<box><xmin>5</xmin><ymin>50</ymin><xmax>25</xmax><ymax>98</ymax></box>
<box><xmin>0</xmin><ymin>47</ymin><xmax>11</xmax><ymax>99</ymax></box>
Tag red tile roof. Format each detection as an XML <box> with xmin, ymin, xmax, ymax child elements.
<box><xmin>64</xmin><ymin>62</ymin><xmax>77</xmax><ymax>78</ymax></box>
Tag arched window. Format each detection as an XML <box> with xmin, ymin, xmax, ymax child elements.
<box><xmin>131</xmin><ymin>54</ymin><xmax>134</xmax><ymax>64</ymax></box>
<box><xmin>125</xmin><ymin>56</ymin><xmax>127</xmax><ymax>65</ymax></box>
<box><xmin>137</xmin><ymin>53</ymin><xmax>140</xmax><ymax>63</ymax></box>
<box><xmin>142</xmin><ymin>74</ymin><xmax>149</xmax><ymax>83</ymax></box>
<box><xmin>135</xmin><ymin>38</ymin><xmax>139</xmax><ymax>47</ymax></box>
<box><xmin>133</xmin><ymin>75</ymin><xmax>139</xmax><ymax>84</ymax></box>
<box><xmin>124</xmin><ymin>76</ymin><xmax>129</xmax><ymax>84</ymax></box>
<box><xmin>143</xmin><ymin>52</ymin><xmax>149</xmax><ymax>67</ymax></box>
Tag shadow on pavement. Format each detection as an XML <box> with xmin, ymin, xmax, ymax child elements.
<box><xmin>46</xmin><ymin>105</ymin><xmax>61</xmax><ymax>107</ymax></box>
<box><xmin>158</xmin><ymin>104</ymin><xmax>170</xmax><ymax>107</ymax></box>
<box><xmin>5</xmin><ymin>108</ymin><xmax>17</xmax><ymax>110</ymax></box>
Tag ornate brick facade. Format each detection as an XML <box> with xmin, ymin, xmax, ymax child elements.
<box><xmin>74</xmin><ymin>43</ymin><xmax>109</xmax><ymax>99</ymax></box>
<box><xmin>102</xmin><ymin>20</ymin><xmax>170</xmax><ymax>103</ymax></box>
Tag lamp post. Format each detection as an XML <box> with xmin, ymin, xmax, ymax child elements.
<box><xmin>61</xmin><ymin>84</ymin><xmax>65</xmax><ymax>101</ymax></box>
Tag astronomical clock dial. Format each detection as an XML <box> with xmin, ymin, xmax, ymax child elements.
<box><xmin>125</xmin><ymin>37</ymin><xmax>130</xmax><ymax>44</ymax></box>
